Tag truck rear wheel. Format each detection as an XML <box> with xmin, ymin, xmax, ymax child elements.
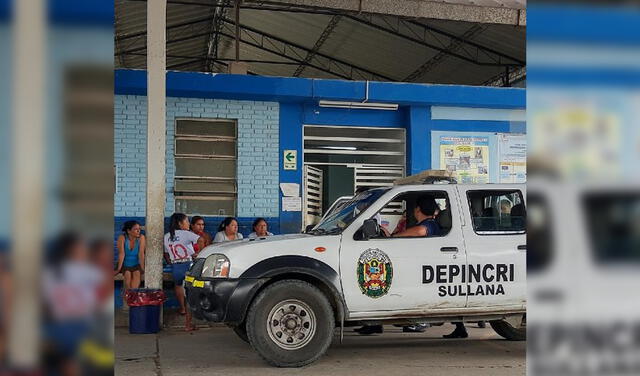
<box><xmin>490</xmin><ymin>317</ymin><xmax>526</xmax><ymax>341</ymax></box>
<box><xmin>246</xmin><ymin>279</ymin><xmax>335</xmax><ymax>367</ymax></box>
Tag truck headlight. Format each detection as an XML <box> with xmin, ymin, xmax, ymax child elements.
<box><xmin>201</xmin><ymin>254</ymin><xmax>230</xmax><ymax>278</ymax></box>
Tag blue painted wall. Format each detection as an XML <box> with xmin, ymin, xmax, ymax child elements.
<box><xmin>115</xmin><ymin>69</ymin><xmax>525</xmax><ymax>109</ymax></box>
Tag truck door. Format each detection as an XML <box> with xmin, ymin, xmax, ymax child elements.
<box><xmin>458</xmin><ymin>186</ymin><xmax>526</xmax><ymax>308</ymax></box>
<box><xmin>339</xmin><ymin>186</ymin><xmax>468</xmax><ymax>316</ymax></box>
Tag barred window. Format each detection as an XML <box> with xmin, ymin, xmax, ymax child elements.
<box><xmin>174</xmin><ymin>119</ymin><xmax>237</xmax><ymax>216</ymax></box>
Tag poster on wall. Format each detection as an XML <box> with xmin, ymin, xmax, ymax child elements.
<box><xmin>497</xmin><ymin>133</ymin><xmax>527</xmax><ymax>183</ymax></box>
<box><xmin>439</xmin><ymin>136</ymin><xmax>490</xmax><ymax>184</ymax></box>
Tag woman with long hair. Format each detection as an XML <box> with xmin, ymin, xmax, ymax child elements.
<box><xmin>115</xmin><ymin>220</ymin><xmax>145</xmax><ymax>291</ymax></box>
<box><xmin>164</xmin><ymin>213</ymin><xmax>204</xmax><ymax>331</ymax></box>
<box><xmin>189</xmin><ymin>215</ymin><xmax>212</xmax><ymax>251</ymax></box>
<box><xmin>213</xmin><ymin>217</ymin><xmax>243</xmax><ymax>243</ymax></box>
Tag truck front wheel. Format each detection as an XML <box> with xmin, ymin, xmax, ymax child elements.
<box><xmin>231</xmin><ymin>323</ymin><xmax>249</xmax><ymax>343</ymax></box>
<box><xmin>245</xmin><ymin>280</ymin><xmax>335</xmax><ymax>367</ymax></box>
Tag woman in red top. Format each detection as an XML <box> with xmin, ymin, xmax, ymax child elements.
<box><xmin>190</xmin><ymin>216</ymin><xmax>212</xmax><ymax>252</ymax></box>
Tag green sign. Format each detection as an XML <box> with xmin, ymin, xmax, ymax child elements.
<box><xmin>283</xmin><ymin>150</ymin><xmax>297</xmax><ymax>170</ymax></box>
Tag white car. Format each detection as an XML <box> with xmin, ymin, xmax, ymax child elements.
<box><xmin>186</xmin><ymin>182</ymin><xmax>527</xmax><ymax>367</ymax></box>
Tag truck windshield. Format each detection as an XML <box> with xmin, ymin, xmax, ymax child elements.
<box><xmin>311</xmin><ymin>188</ymin><xmax>389</xmax><ymax>235</ymax></box>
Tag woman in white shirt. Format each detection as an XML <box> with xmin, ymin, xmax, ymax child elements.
<box><xmin>213</xmin><ymin>217</ymin><xmax>243</xmax><ymax>243</ymax></box>
<box><xmin>248</xmin><ymin>217</ymin><xmax>274</xmax><ymax>239</ymax></box>
<box><xmin>164</xmin><ymin>213</ymin><xmax>204</xmax><ymax>331</ymax></box>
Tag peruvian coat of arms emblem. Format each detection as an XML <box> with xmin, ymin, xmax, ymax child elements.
<box><xmin>357</xmin><ymin>248</ymin><xmax>393</xmax><ymax>298</ymax></box>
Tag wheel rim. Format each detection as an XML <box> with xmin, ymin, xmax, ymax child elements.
<box><xmin>266</xmin><ymin>299</ymin><xmax>317</xmax><ymax>351</ymax></box>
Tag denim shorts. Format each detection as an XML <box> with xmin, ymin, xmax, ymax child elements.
<box><xmin>171</xmin><ymin>262</ymin><xmax>191</xmax><ymax>286</ymax></box>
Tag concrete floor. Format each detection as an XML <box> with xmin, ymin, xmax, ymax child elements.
<box><xmin>115</xmin><ymin>322</ymin><xmax>525</xmax><ymax>376</ymax></box>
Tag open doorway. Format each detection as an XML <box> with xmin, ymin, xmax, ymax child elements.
<box><xmin>302</xmin><ymin>125</ymin><xmax>406</xmax><ymax>230</ymax></box>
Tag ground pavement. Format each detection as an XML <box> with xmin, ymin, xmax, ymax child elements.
<box><xmin>115</xmin><ymin>310</ymin><xmax>525</xmax><ymax>376</ymax></box>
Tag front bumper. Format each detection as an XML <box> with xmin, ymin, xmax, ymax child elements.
<box><xmin>185</xmin><ymin>276</ymin><xmax>267</xmax><ymax>324</ymax></box>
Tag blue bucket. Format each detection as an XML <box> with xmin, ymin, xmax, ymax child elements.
<box><xmin>129</xmin><ymin>305</ymin><xmax>161</xmax><ymax>334</ymax></box>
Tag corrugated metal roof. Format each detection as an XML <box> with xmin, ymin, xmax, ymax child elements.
<box><xmin>115</xmin><ymin>0</ymin><xmax>525</xmax><ymax>86</ymax></box>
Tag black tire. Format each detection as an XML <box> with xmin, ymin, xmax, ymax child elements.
<box><xmin>245</xmin><ymin>279</ymin><xmax>335</xmax><ymax>367</ymax></box>
<box><xmin>489</xmin><ymin>318</ymin><xmax>526</xmax><ymax>341</ymax></box>
<box><xmin>232</xmin><ymin>323</ymin><xmax>249</xmax><ymax>344</ymax></box>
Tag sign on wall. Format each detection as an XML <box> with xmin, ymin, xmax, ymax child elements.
<box><xmin>283</xmin><ymin>150</ymin><xmax>297</xmax><ymax>170</ymax></box>
<box><xmin>439</xmin><ymin>135</ymin><xmax>490</xmax><ymax>184</ymax></box>
<box><xmin>497</xmin><ymin>133</ymin><xmax>526</xmax><ymax>183</ymax></box>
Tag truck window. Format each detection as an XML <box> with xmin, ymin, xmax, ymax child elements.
<box><xmin>374</xmin><ymin>191</ymin><xmax>451</xmax><ymax>237</ymax></box>
<box><xmin>467</xmin><ymin>190</ymin><xmax>526</xmax><ymax>235</ymax></box>
<box><xmin>583</xmin><ymin>192</ymin><xmax>640</xmax><ymax>264</ymax></box>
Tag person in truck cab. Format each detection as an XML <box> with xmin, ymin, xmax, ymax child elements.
<box><xmin>392</xmin><ymin>196</ymin><xmax>441</xmax><ymax>238</ymax></box>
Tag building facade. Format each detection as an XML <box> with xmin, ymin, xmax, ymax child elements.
<box><xmin>114</xmin><ymin>69</ymin><xmax>525</xmax><ymax>236</ymax></box>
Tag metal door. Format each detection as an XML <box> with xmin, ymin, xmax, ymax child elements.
<box><xmin>303</xmin><ymin>165</ymin><xmax>323</xmax><ymax>229</ymax></box>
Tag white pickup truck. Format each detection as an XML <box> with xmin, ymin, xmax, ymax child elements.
<box><xmin>186</xmin><ymin>181</ymin><xmax>526</xmax><ymax>367</ymax></box>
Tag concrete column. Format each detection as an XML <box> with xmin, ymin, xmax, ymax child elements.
<box><xmin>9</xmin><ymin>0</ymin><xmax>44</xmax><ymax>368</ymax></box>
<box><xmin>145</xmin><ymin>0</ymin><xmax>167</xmax><ymax>290</ymax></box>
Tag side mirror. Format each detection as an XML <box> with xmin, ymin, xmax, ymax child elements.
<box><xmin>358</xmin><ymin>219</ymin><xmax>379</xmax><ymax>240</ymax></box>
<box><xmin>304</xmin><ymin>224</ymin><xmax>315</xmax><ymax>233</ymax></box>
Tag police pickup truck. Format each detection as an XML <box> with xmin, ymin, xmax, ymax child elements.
<box><xmin>185</xmin><ymin>179</ymin><xmax>526</xmax><ymax>367</ymax></box>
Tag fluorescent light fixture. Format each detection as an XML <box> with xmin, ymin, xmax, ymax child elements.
<box><xmin>319</xmin><ymin>100</ymin><xmax>399</xmax><ymax>111</ymax></box>
<box><xmin>319</xmin><ymin>146</ymin><xmax>357</xmax><ymax>151</ymax></box>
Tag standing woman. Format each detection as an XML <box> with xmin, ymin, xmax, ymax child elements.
<box><xmin>248</xmin><ymin>218</ymin><xmax>273</xmax><ymax>239</ymax></box>
<box><xmin>164</xmin><ymin>213</ymin><xmax>204</xmax><ymax>331</ymax></box>
<box><xmin>115</xmin><ymin>221</ymin><xmax>146</xmax><ymax>291</ymax></box>
<box><xmin>213</xmin><ymin>217</ymin><xmax>243</xmax><ymax>243</ymax></box>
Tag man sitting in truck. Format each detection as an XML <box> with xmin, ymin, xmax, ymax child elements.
<box><xmin>391</xmin><ymin>196</ymin><xmax>441</xmax><ymax>238</ymax></box>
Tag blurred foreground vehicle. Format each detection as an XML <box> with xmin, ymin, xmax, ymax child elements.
<box><xmin>527</xmin><ymin>3</ymin><xmax>640</xmax><ymax>374</ymax></box>
<box><xmin>528</xmin><ymin>177</ymin><xmax>640</xmax><ymax>375</ymax></box>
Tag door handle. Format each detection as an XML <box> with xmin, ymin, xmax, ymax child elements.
<box><xmin>517</xmin><ymin>244</ymin><xmax>527</xmax><ymax>250</ymax></box>
<box><xmin>440</xmin><ymin>247</ymin><xmax>458</xmax><ymax>252</ymax></box>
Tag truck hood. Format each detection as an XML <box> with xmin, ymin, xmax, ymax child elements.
<box><xmin>196</xmin><ymin>233</ymin><xmax>342</xmax><ymax>278</ymax></box>
<box><xmin>197</xmin><ymin>233</ymin><xmax>315</xmax><ymax>258</ymax></box>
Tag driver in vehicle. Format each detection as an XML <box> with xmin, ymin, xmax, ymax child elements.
<box><xmin>389</xmin><ymin>196</ymin><xmax>441</xmax><ymax>238</ymax></box>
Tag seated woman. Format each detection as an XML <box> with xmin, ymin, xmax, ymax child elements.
<box><xmin>190</xmin><ymin>216</ymin><xmax>212</xmax><ymax>251</ymax></box>
<box><xmin>115</xmin><ymin>221</ymin><xmax>146</xmax><ymax>292</ymax></box>
<box><xmin>248</xmin><ymin>218</ymin><xmax>274</xmax><ymax>239</ymax></box>
<box><xmin>213</xmin><ymin>217</ymin><xmax>244</xmax><ymax>243</ymax></box>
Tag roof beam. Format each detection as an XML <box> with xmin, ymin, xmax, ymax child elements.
<box><xmin>293</xmin><ymin>14</ymin><xmax>342</xmax><ymax>77</ymax></box>
<box><xmin>116</xmin><ymin>14</ymin><xmax>394</xmax><ymax>80</ymax></box>
<box><xmin>345</xmin><ymin>14</ymin><xmax>520</xmax><ymax>67</ymax></box>
<box><xmin>402</xmin><ymin>18</ymin><xmax>525</xmax><ymax>65</ymax></box>
<box><xmin>216</xmin><ymin>29</ymin><xmax>355</xmax><ymax>80</ymax></box>
<box><xmin>483</xmin><ymin>66</ymin><xmax>526</xmax><ymax>87</ymax></box>
<box><xmin>219</xmin><ymin>17</ymin><xmax>396</xmax><ymax>80</ymax></box>
<box><xmin>244</xmin><ymin>0</ymin><xmax>526</xmax><ymax>26</ymax></box>
<box><xmin>403</xmin><ymin>24</ymin><xmax>488</xmax><ymax>82</ymax></box>
<box><xmin>202</xmin><ymin>1</ymin><xmax>229</xmax><ymax>71</ymax></box>
<box><xmin>122</xmin><ymin>52</ymin><xmax>304</xmax><ymax>67</ymax></box>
